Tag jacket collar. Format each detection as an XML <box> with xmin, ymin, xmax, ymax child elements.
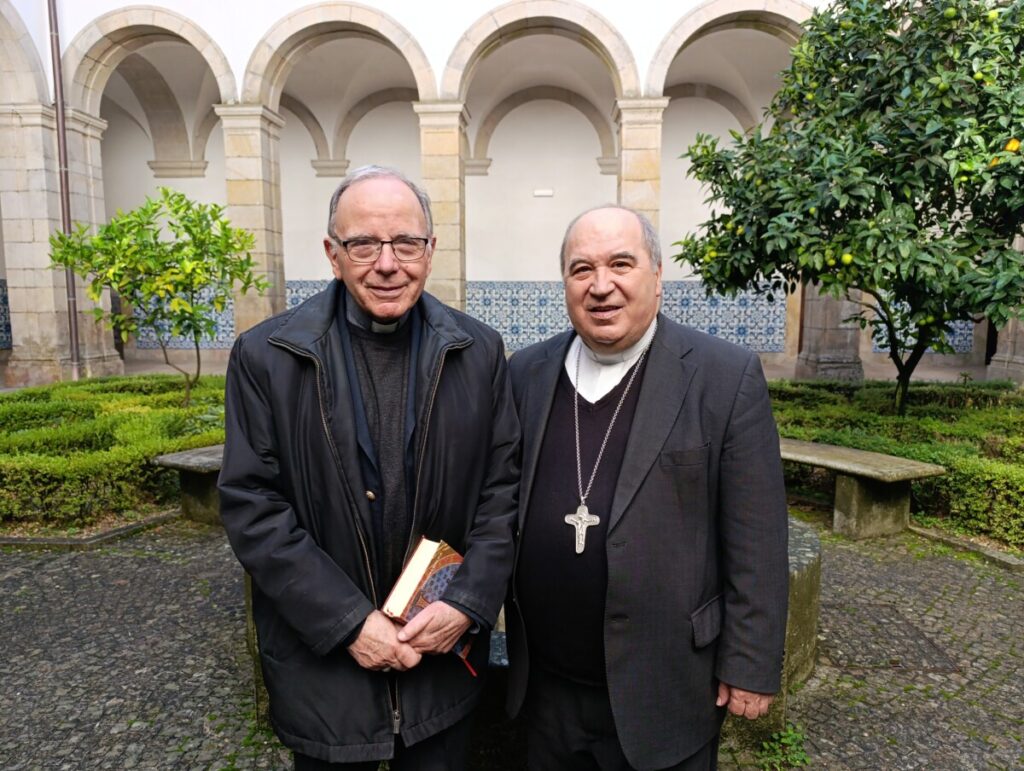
<box><xmin>269</xmin><ymin>279</ymin><xmax>472</xmax><ymax>355</ymax></box>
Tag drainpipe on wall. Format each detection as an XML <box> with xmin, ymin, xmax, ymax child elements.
<box><xmin>47</xmin><ymin>0</ymin><xmax>81</xmax><ymax>381</ymax></box>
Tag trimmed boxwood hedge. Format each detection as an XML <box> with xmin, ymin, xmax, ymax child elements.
<box><xmin>770</xmin><ymin>380</ymin><xmax>1024</xmax><ymax>549</ymax></box>
<box><xmin>0</xmin><ymin>375</ymin><xmax>225</xmax><ymax>527</ymax></box>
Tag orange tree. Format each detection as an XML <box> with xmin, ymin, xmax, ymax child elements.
<box><xmin>50</xmin><ymin>188</ymin><xmax>265</xmax><ymax>405</ymax></box>
<box><xmin>675</xmin><ymin>0</ymin><xmax>1024</xmax><ymax>414</ymax></box>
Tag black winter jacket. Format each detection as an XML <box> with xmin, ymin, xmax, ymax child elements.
<box><xmin>218</xmin><ymin>282</ymin><xmax>519</xmax><ymax>763</ymax></box>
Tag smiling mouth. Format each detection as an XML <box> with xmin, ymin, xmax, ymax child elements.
<box><xmin>587</xmin><ymin>305</ymin><xmax>621</xmax><ymax>318</ymax></box>
<box><xmin>369</xmin><ymin>285</ymin><xmax>405</xmax><ymax>296</ymax></box>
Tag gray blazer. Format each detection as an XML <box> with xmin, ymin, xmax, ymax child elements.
<box><xmin>506</xmin><ymin>314</ymin><xmax>789</xmax><ymax>770</ymax></box>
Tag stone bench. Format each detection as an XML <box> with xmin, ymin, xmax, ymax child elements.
<box><xmin>779</xmin><ymin>437</ymin><xmax>945</xmax><ymax>540</ymax></box>
<box><xmin>152</xmin><ymin>444</ymin><xmax>224</xmax><ymax>526</ymax></box>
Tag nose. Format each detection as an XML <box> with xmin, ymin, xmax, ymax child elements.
<box><xmin>589</xmin><ymin>266</ymin><xmax>614</xmax><ymax>297</ymax></box>
<box><xmin>373</xmin><ymin>242</ymin><xmax>399</xmax><ymax>273</ymax></box>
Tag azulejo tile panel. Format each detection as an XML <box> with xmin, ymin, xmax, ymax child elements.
<box><xmin>135</xmin><ymin>289</ymin><xmax>236</xmax><ymax>350</ymax></box>
<box><xmin>0</xmin><ymin>279</ymin><xmax>11</xmax><ymax>350</ymax></box>
<box><xmin>871</xmin><ymin>319</ymin><xmax>974</xmax><ymax>355</ymax></box>
<box><xmin>466</xmin><ymin>281</ymin><xmax>787</xmax><ymax>352</ymax></box>
<box><xmin>287</xmin><ymin>280</ymin><xmax>331</xmax><ymax>309</ymax></box>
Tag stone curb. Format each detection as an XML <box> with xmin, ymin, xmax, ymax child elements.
<box><xmin>0</xmin><ymin>509</ymin><xmax>182</xmax><ymax>552</ymax></box>
<box><xmin>908</xmin><ymin>524</ymin><xmax>1024</xmax><ymax>573</ymax></box>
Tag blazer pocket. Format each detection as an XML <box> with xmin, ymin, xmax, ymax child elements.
<box><xmin>690</xmin><ymin>594</ymin><xmax>723</xmax><ymax>649</ymax></box>
<box><xmin>660</xmin><ymin>443</ymin><xmax>710</xmax><ymax>467</ymax></box>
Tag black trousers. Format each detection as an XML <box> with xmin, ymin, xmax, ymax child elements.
<box><xmin>293</xmin><ymin>715</ymin><xmax>473</xmax><ymax>771</ymax></box>
<box><xmin>523</xmin><ymin>668</ymin><xmax>719</xmax><ymax>771</ymax></box>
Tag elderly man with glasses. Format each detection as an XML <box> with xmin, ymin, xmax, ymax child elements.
<box><xmin>219</xmin><ymin>165</ymin><xmax>519</xmax><ymax>770</ymax></box>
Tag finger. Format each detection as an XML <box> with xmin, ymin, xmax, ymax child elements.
<box><xmin>716</xmin><ymin>682</ymin><xmax>730</xmax><ymax>707</ymax></box>
<box><xmin>397</xmin><ymin>608</ymin><xmax>434</xmax><ymax>642</ymax></box>
<box><xmin>396</xmin><ymin>645</ymin><xmax>422</xmax><ymax>670</ymax></box>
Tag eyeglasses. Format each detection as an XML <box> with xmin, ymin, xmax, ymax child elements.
<box><xmin>330</xmin><ymin>234</ymin><xmax>430</xmax><ymax>263</ymax></box>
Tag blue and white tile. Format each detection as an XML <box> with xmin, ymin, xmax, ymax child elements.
<box><xmin>0</xmin><ymin>279</ymin><xmax>11</xmax><ymax>350</ymax></box>
<box><xmin>466</xmin><ymin>281</ymin><xmax>787</xmax><ymax>352</ymax></box>
<box><xmin>135</xmin><ymin>290</ymin><xmax>236</xmax><ymax>350</ymax></box>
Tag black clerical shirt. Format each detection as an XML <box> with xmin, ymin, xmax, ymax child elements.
<box><xmin>516</xmin><ymin>357</ymin><xmax>646</xmax><ymax>685</ymax></box>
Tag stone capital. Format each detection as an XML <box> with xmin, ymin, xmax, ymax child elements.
<box><xmin>214</xmin><ymin>104</ymin><xmax>286</xmax><ymax>133</ymax></box>
<box><xmin>413</xmin><ymin>101</ymin><xmax>469</xmax><ymax>129</ymax></box>
<box><xmin>0</xmin><ymin>103</ymin><xmax>55</xmax><ymax>129</ymax></box>
<box><xmin>65</xmin><ymin>108</ymin><xmax>108</xmax><ymax>139</ymax></box>
<box><xmin>614</xmin><ymin>98</ymin><xmax>671</xmax><ymax>126</ymax></box>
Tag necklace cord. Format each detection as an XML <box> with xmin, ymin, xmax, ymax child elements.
<box><xmin>572</xmin><ymin>323</ymin><xmax>656</xmax><ymax>506</ymax></box>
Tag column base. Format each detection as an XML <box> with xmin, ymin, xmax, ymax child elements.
<box><xmin>3</xmin><ymin>351</ymin><xmax>123</xmax><ymax>387</ymax></box>
<box><xmin>795</xmin><ymin>353</ymin><xmax>864</xmax><ymax>383</ymax></box>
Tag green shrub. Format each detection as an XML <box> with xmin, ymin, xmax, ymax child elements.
<box><xmin>773</xmin><ymin>380</ymin><xmax>1024</xmax><ymax>548</ymax></box>
<box><xmin>0</xmin><ymin>375</ymin><xmax>225</xmax><ymax>528</ymax></box>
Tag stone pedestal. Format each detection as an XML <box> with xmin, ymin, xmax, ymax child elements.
<box><xmin>724</xmin><ymin>518</ymin><xmax>821</xmax><ymax>745</ymax></box>
<box><xmin>215</xmin><ymin>105</ymin><xmax>286</xmax><ymax>333</ymax></box>
<box><xmin>615</xmin><ymin>98</ymin><xmax>670</xmax><ymax>229</ymax></box>
<box><xmin>795</xmin><ymin>285</ymin><xmax>863</xmax><ymax>382</ymax></box>
<box><xmin>414</xmin><ymin>102</ymin><xmax>467</xmax><ymax>310</ymax></box>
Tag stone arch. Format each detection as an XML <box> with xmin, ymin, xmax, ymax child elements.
<box><xmin>191</xmin><ymin>107</ymin><xmax>220</xmax><ymax>164</ymax></box>
<box><xmin>646</xmin><ymin>0</ymin><xmax>813</xmax><ymax>96</ymax></box>
<box><xmin>111</xmin><ymin>53</ymin><xmax>209</xmax><ymax>177</ymax></box>
<box><xmin>471</xmin><ymin>86</ymin><xmax>617</xmax><ymax>175</ymax></box>
<box><xmin>0</xmin><ymin>0</ymin><xmax>48</xmax><ymax>103</ymax></box>
<box><xmin>664</xmin><ymin>83</ymin><xmax>756</xmax><ymax>133</ymax></box>
<box><xmin>280</xmin><ymin>93</ymin><xmax>329</xmax><ymax>160</ymax></box>
<box><xmin>442</xmin><ymin>0</ymin><xmax>641</xmax><ymax>100</ymax></box>
<box><xmin>331</xmin><ymin>86</ymin><xmax>418</xmax><ymax>169</ymax></box>
<box><xmin>242</xmin><ymin>4</ymin><xmax>436</xmax><ymax>109</ymax></box>
<box><xmin>63</xmin><ymin>6</ymin><xmax>237</xmax><ymax>115</ymax></box>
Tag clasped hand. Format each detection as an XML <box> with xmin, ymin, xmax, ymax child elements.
<box><xmin>347</xmin><ymin>603</ymin><xmax>471</xmax><ymax>672</ymax></box>
<box><xmin>716</xmin><ymin>683</ymin><xmax>775</xmax><ymax>720</ymax></box>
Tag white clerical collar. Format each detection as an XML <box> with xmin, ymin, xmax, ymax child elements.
<box><xmin>565</xmin><ymin>318</ymin><xmax>658</xmax><ymax>403</ymax></box>
<box><xmin>345</xmin><ymin>288</ymin><xmax>408</xmax><ymax>334</ymax></box>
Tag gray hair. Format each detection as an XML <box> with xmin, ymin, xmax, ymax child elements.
<box><xmin>327</xmin><ymin>165</ymin><xmax>433</xmax><ymax>236</ymax></box>
<box><xmin>559</xmin><ymin>204</ymin><xmax>661</xmax><ymax>273</ymax></box>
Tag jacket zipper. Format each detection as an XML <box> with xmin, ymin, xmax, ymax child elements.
<box><xmin>390</xmin><ymin>338</ymin><xmax>471</xmax><ymax>735</ymax></box>
<box><xmin>268</xmin><ymin>339</ymin><xmax>378</xmax><ymax>606</ymax></box>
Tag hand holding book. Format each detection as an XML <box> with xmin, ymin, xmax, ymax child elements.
<box><xmin>384</xmin><ymin>537</ymin><xmax>478</xmax><ymax>675</ymax></box>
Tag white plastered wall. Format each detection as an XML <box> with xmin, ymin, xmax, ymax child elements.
<box><xmin>466</xmin><ymin>100</ymin><xmax>616</xmax><ymax>281</ymax></box>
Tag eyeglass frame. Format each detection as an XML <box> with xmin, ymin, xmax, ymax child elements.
<box><xmin>328</xmin><ymin>233</ymin><xmax>432</xmax><ymax>264</ymax></box>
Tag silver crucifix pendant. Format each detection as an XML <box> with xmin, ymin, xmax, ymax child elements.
<box><xmin>565</xmin><ymin>503</ymin><xmax>600</xmax><ymax>554</ymax></box>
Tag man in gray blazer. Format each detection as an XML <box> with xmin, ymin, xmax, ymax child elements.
<box><xmin>505</xmin><ymin>205</ymin><xmax>789</xmax><ymax>770</ymax></box>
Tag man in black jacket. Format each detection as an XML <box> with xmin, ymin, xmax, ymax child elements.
<box><xmin>219</xmin><ymin>166</ymin><xmax>519</xmax><ymax>770</ymax></box>
<box><xmin>506</xmin><ymin>205</ymin><xmax>788</xmax><ymax>770</ymax></box>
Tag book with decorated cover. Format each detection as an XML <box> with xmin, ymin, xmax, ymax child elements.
<box><xmin>382</xmin><ymin>537</ymin><xmax>476</xmax><ymax>673</ymax></box>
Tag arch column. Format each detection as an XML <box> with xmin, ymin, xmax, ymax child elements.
<box><xmin>615</xmin><ymin>98</ymin><xmax>670</xmax><ymax>228</ymax></box>
<box><xmin>0</xmin><ymin>104</ymin><xmax>121</xmax><ymax>385</ymax></box>
<box><xmin>986</xmin><ymin>237</ymin><xmax>1024</xmax><ymax>383</ymax></box>
<box><xmin>414</xmin><ymin>102</ymin><xmax>467</xmax><ymax>309</ymax></box>
<box><xmin>795</xmin><ymin>285</ymin><xmax>863</xmax><ymax>382</ymax></box>
<box><xmin>215</xmin><ymin>104</ymin><xmax>286</xmax><ymax>332</ymax></box>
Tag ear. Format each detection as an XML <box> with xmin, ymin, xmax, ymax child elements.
<box><xmin>655</xmin><ymin>260</ymin><xmax>663</xmax><ymax>298</ymax></box>
<box><xmin>324</xmin><ymin>237</ymin><xmax>344</xmax><ymax>281</ymax></box>
<box><xmin>422</xmin><ymin>236</ymin><xmax>436</xmax><ymax>274</ymax></box>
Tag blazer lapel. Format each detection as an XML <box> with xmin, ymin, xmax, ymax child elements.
<box><xmin>517</xmin><ymin>334</ymin><xmax>572</xmax><ymax>528</ymax></box>
<box><xmin>608</xmin><ymin>319</ymin><xmax>695</xmax><ymax>531</ymax></box>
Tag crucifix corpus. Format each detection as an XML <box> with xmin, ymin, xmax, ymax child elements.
<box><xmin>565</xmin><ymin>504</ymin><xmax>600</xmax><ymax>554</ymax></box>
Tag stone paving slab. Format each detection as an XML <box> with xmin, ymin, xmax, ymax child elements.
<box><xmin>1</xmin><ymin>517</ymin><xmax>1022</xmax><ymax>769</ymax></box>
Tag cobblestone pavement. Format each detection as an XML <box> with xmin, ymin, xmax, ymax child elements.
<box><xmin>1</xmin><ymin>517</ymin><xmax>1022</xmax><ymax>770</ymax></box>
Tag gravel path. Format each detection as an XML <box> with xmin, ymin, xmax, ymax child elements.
<box><xmin>1</xmin><ymin>517</ymin><xmax>1021</xmax><ymax>769</ymax></box>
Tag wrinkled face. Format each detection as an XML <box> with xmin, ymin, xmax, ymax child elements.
<box><xmin>323</xmin><ymin>176</ymin><xmax>434</xmax><ymax>322</ymax></box>
<box><xmin>562</xmin><ymin>208</ymin><xmax>662</xmax><ymax>354</ymax></box>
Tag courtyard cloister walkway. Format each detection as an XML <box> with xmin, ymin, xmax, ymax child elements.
<box><xmin>1</xmin><ymin>514</ymin><xmax>1021</xmax><ymax>769</ymax></box>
